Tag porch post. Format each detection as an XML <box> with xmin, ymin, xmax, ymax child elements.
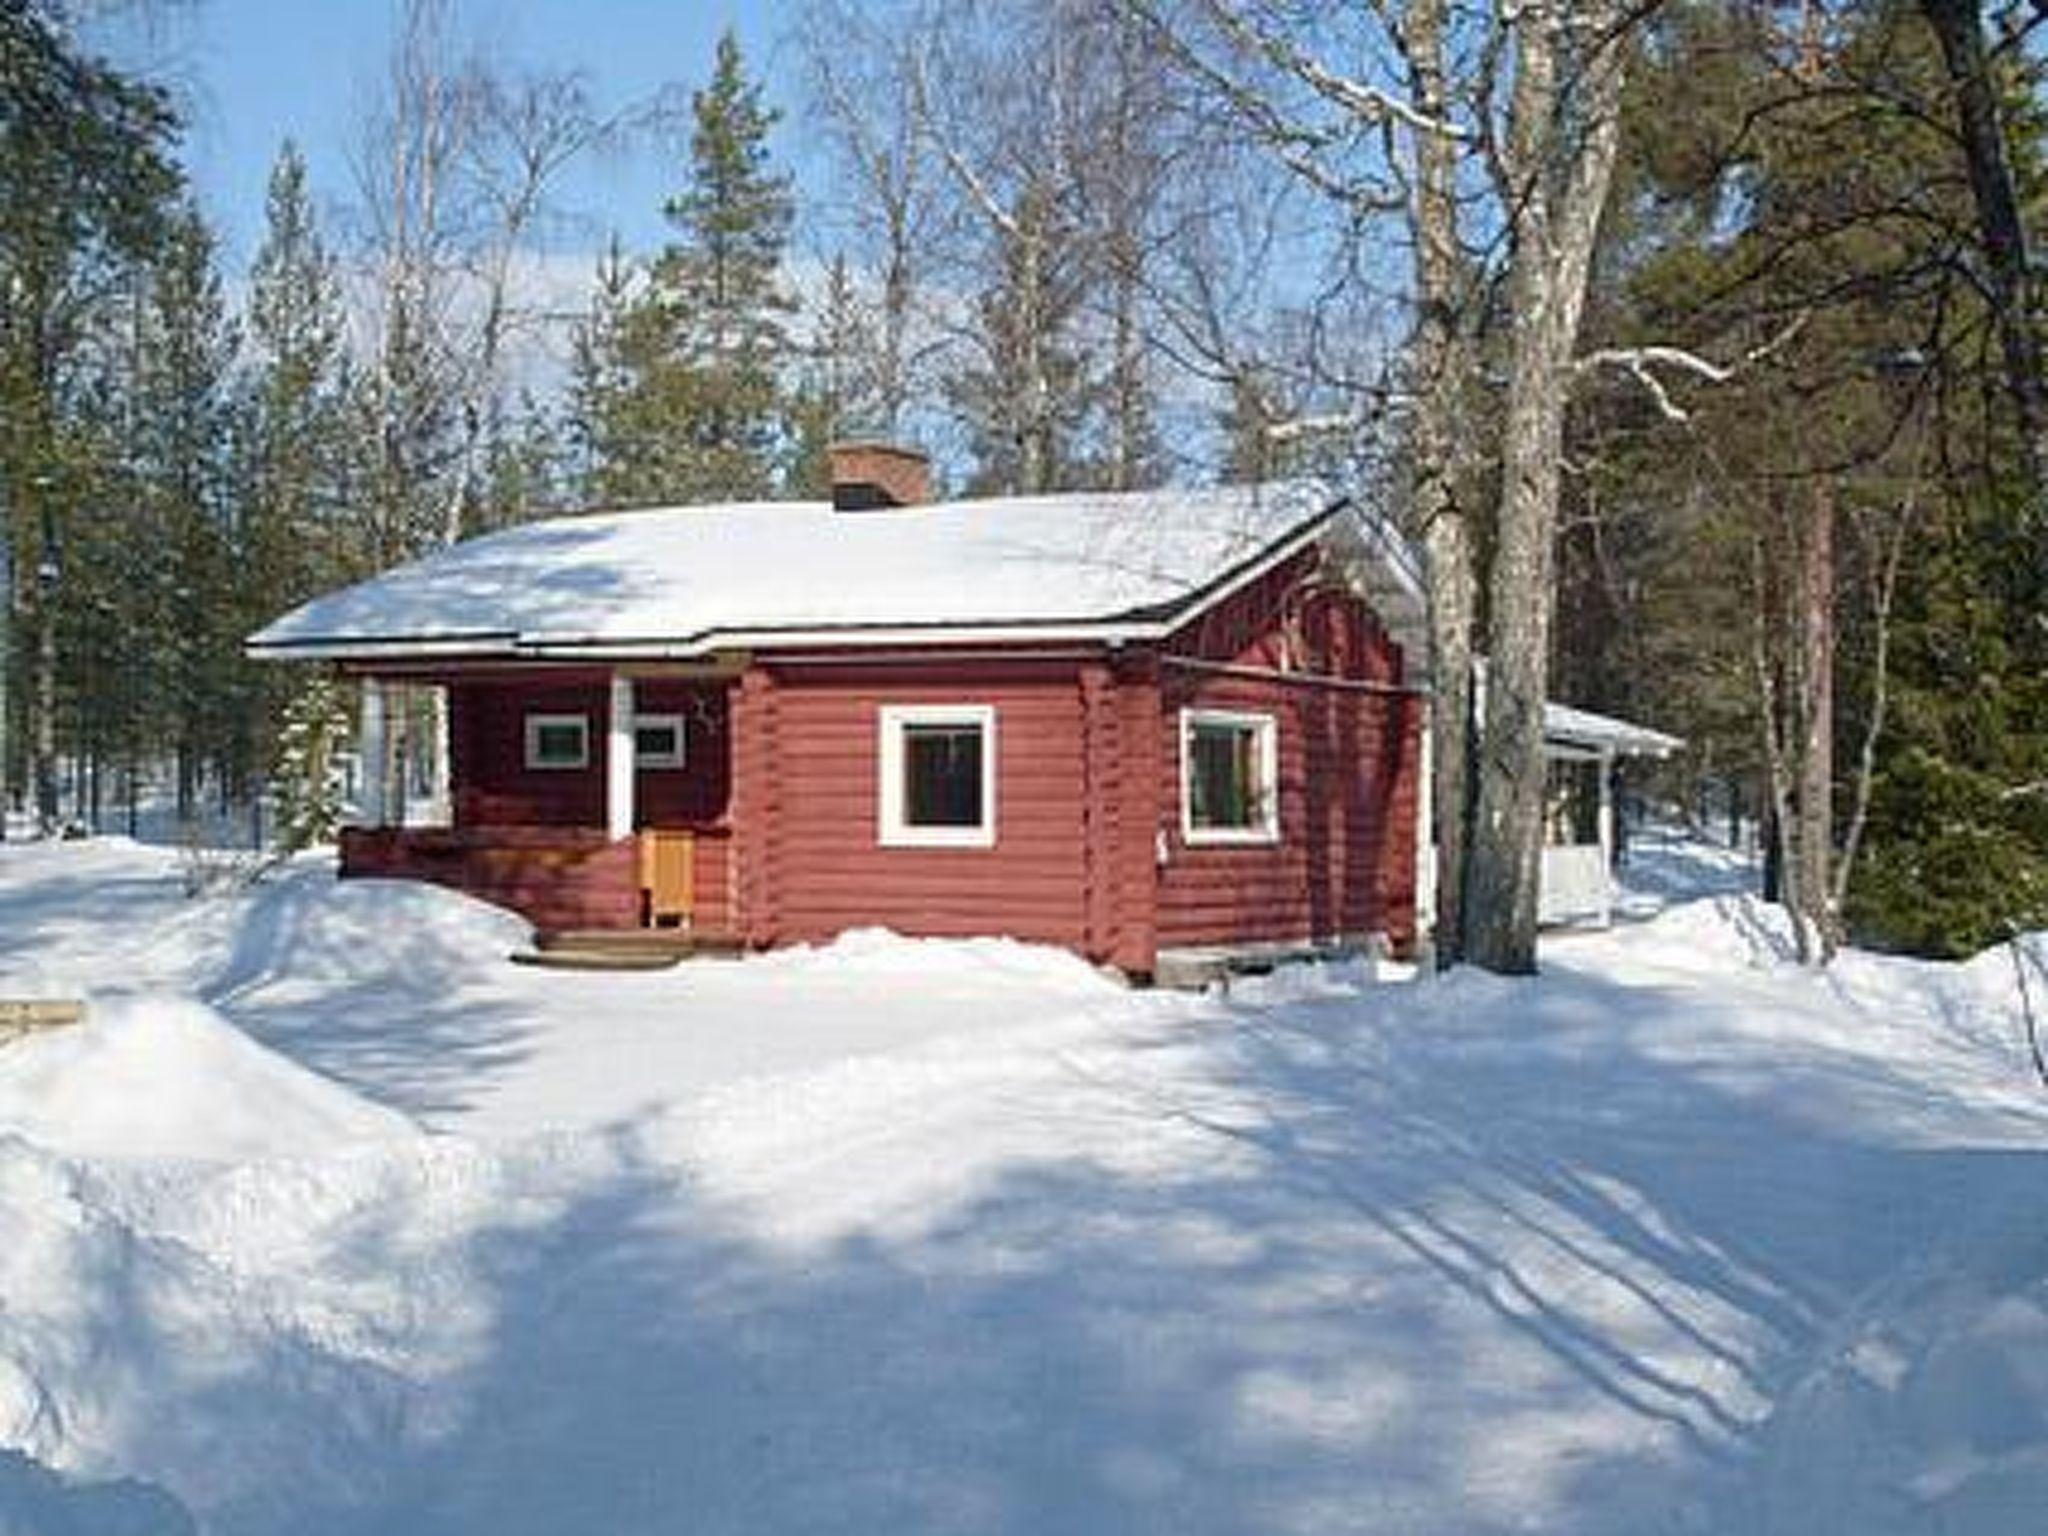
<box><xmin>1415</xmin><ymin>695</ymin><xmax>1437</xmax><ymax>955</ymax></box>
<box><xmin>357</xmin><ymin>678</ymin><xmax>387</xmax><ymax>828</ymax></box>
<box><xmin>607</xmin><ymin>672</ymin><xmax>636</xmax><ymax>842</ymax></box>
<box><xmin>1596</xmin><ymin>746</ymin><xmax>1615</xmax><ymax>926</ymax></box>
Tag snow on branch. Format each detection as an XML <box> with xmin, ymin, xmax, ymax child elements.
<box><xmin>1194</xmin><ymin>0</ymin><xmax>1471</xmax><ymax>141</ymax></box>
<box><xmin>1574</xmin><ymin>318</ymin><xmax>1809</xmax><ymax>422</ymax></box>
<box><xmin>1263</xmin><ymin>407</ymin><xmax>1406</xmax><ymax>444</ymax></box>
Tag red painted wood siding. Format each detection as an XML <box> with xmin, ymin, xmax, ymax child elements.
<box><xmin>1154</xmin><ymin>548</ymin><xmax>1420</xmax><ymax>952</ymax></box>
<box><xmin>340</xmin><ymin>826</ymin><xmax>641</xmax><ymax>931</ymax></box>
<box><xmin>452</xmin><ymin>674</ymin><xmax>606</xmax><ymax>828</ymax></box>
<box><xmin>450</xmin><ymin>674</ymin><xmax>734</xmax><ymax>834</ymax></box>
<box><xmin>731</xmin><ymin>657</ymin><xmax>1097</xmax><ymax>953</ymax></box>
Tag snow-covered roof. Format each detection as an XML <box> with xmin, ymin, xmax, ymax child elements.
<box><xmin>1543</xmin><ymin>701</ymin><xmax>1684</xmax><ymax>758</ymax></box>
<box><xmin>249</xmin><ymin>481</ymin><xmax>1425</xmax><ymax>663</ymax></box>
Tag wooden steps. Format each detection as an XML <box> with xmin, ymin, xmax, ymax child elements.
<box><xmin>510</xmin><ymin>927</ymin><xmax>745</xmax><ymax>972</ymax></box>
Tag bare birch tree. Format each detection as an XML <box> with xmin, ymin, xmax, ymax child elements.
<box><xmin>798</xmin><ymin>0</ymin><xmax>946</xmax><ymax>437</ymax></box>
<box><xmin>1462</xmin><ymin>2</ymin><xmax>1632</xmax><ymax>973</ymax></box>
<box><xmin>1125</xmin><ymin>0</ymin><xmax>1640</xmax><ymax>971</ymax></box>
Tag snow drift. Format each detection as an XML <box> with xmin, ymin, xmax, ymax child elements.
<box><xmin>0</xmin><ymin>996</ymin><xmax>414</xmax><ymax>1162</ymax></box>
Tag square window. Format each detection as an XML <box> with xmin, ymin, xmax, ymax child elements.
<box><xmin>525</xmin><ymin>713</ymin><xmax>590</xmax><ymax>771</ymax></box>
<box><xmin>635</xmin><ymin>714</ymin><xmax>686</xmax><ymax>769</ymax></box>
<box><xmin>878</xmin><ymin>705</ymin><xmax>996</xmax><ymax>847</ymax></box>
<box><xmin>1182</xmin><ymin>709</ymin><xmax>1279</xmax><ymax>844</ymax></box>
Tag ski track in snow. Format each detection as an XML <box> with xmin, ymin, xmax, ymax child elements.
<box><xmin>1</xmin><ymin>836</ymin><xmax>2046</xmax><ymax>1534</ymax></box>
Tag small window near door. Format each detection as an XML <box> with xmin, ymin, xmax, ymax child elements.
<box><xmin>524</xmin><ymin>712</ymin><xmax>590</xmax><ymax>771</ymax></box>
<box><xmin>634</xmin><ymin>714</ymin><xmax>686</xmax><ymax>769</ymax></box>
<box><xmin>1181</xmin><ymin>708</ymin><xmax>1279</xmax><ymax>844</ymax></box>
<box><xmin>878</xmin><ymin>704</ymin><xmax>996</xmax><ymax>847</ymax></box>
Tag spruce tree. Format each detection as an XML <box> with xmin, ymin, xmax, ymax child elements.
<box><xmin>657</xmin><ymin>28</ymin><xmax>795</xmax><ymax>500</ymax></box>
<box><xmin>577</xmin><ymin>30</ymin><xmax>796</xmax><ymax>506</ymax></box>
<box><xmin>242</xmin><ymin>140</ymin><xmax>357</xmax><ymax>829</ymax></box>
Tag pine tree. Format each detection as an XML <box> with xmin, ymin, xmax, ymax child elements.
<box><xmin>0</xmin><ymin>0</ymin><xmax>179</xmax><ymax>828</ymax></box>
<box><xmin>238</xmin><ymin>140</ymin><xmax>359</xmax><ymax>829</ymax></box>
<box><xmin>660</xmin><ymin>28</ymin><xmax>795</xmax><ymax>499</ymax></box>
<box><xmin>568</xmin><ymin>35</ymin><xmax>796</xmax><ymax>506</ymax></box>
<box><xmin>129</xmin><ymin>203</ymin><xmax>240</xmax><ymax>817</ymax></box>
<box><xmin>582</xmin><ymin>30</ymin><xmax>797</xmax><ymax>506</ymax></box>
<box><xmin>567</xmin><ymin>234</ymin><xmax>650</xmax><ymax>504</ymax></box>
<box><xmin>244</xmin><ymin>140</ymin><xmax>353</xmax><ymax>592</ymax></box>
<box><xmin>1574</xmin><ymin>0</ymin><xmax>2048</xmax><ymax>956</ymax></box>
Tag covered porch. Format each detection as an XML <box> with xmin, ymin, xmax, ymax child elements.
<box><xmin>1538</xmin><ymin>703</ymin><xmax>1683</xmax><ymax>928</ymax></box>
<box><xmin>341</xmin><ymin>663</ymin><xmax>742</xmax><ymax>942</ymax></box>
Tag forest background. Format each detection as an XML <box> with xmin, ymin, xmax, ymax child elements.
<box><xmin>2</xmin><ymin>0</ymin><xmax>2042</xmax><ymax>968</ymax></box>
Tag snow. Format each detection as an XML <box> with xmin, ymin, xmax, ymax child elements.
<box><xmin>246</xmin><ymin>481</ymin><xmax>1362</xmax><ymax>657</ymax></box>
<box><xmin>2</xmin><ymin>834</ymin><xmax>2047</xmax><ymax>1534</ymax></box>
<box><xmin>1542</xmin><ymin>699</ymin><xmax>1684</xmax><ymax>756</ymax></box>
<box><xmin>0</xmin><ymin>997</ymin><xmax>413</xmax><ymax>1161</ymax></box>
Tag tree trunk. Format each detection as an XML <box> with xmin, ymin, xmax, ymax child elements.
<box><xmin>32</xmin><ymin>579</ymin><xmax>56</xmax><ymax>831</ymax></box>
<box><xmin>1796</xmin><ymin>477</ymin><xmax>1835</xmax><ymax>958</ymax></box>
<box><xmin>1920</xmin><ymin>0</ymin><xmax>2048</xmax><ymax>513</ymax></box>
<box><xmin>1405</xmin><ymin>0</ymin><xmax>1476</xmax><ymax>966</ymax></box>
<box><xmin>1465</xmin><ymin>2</ymin><xmax>1627</xmax><ymax>974</ymax></box>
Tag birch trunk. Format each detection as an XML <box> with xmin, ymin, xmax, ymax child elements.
<box><xmin>1796</xmin><ymin>477</ymin><xmax>1835</xmax><ymax>958</ymax></box>
<box><xmin>1465</xmin><ymin>1</ymin><xmax>1627</xmax><ymax>974</ymax></box>
<box><xmin>1406</xmin><ymin>0</ymin><xmax>1475</xmax><ymax>965</ymax></box>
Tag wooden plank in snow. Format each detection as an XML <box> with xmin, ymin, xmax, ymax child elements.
<box><xmin>0</xmin><ymin>999</ymin><xmax>87</xmax><ymax>1039</ymax></box>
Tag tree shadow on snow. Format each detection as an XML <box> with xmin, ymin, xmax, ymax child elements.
<box><xmin>96</xmin><ymin>958</ymin><xmax>2048</xmax><ymax>1536</ymax></box>
<box><xmin>199</xmin><ymin>865</ymin><xmax>537</xmax><ymax>1120</ymax></box>
<box><xmin>0</xmin><ymin>1448</ymin><xmax>195</xmax><ymax>1536</ymax></box>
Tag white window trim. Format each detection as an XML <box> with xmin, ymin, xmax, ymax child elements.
<box><xmin>634</xmin><ymin>713</ymin><xmax>686</xmax><ymax>769</ymax></box>
<box><xmin>1180</xmin><ymin>707</ymin><xmax>1281</xmax><ymax>847</ymax></box>
<box><xmin>878</xmin><ymin>704</ymin><xmax>997</xmax><ymax>849</ymax></box>
<box><xmin>524</xmin><ymin>712</ymin><xmax>590</xmax><ymax>771</ymax></box>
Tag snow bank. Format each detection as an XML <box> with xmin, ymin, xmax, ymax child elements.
<box><xmin>0</xmin><ymin>996</ymin><xmax>414</xmax><ymax>1161</ymax></box>
<box><xmin>765</xmin><ymin>925</ymin><xmax>1121</xmax><ymax>991</ymax></box>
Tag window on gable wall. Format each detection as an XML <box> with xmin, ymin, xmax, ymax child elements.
<box><xmin>878</xmin><ymin>705</ymin><xmax>996</xmax><ymax>847</ymax></box>
<box><xmin>1182</xmin><ymin>708</ymin><xmax>1279</xmax><ymax>845</ymax></box>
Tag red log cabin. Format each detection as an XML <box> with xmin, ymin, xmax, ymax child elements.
<box><xmin>248</xmin><ymin>447</ymin><xmax>1432</xmax><ymax>979</ymax></box>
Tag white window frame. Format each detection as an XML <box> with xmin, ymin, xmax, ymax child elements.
<box><xmin>878</xmin><ymin>704</ymin><xmax>997</xmax><ymax>849</ymax></box>
<box><xmin>633</xmin><ymin>713</ymin><xmax>686</xmax><ymax>770</ymax></box>
<box><xmin>524</xmin><ymin>712</ymin><xmax>590</xmax><ymax>771</ymax></box>
<box><xmin>1180</xmin><ymin>707</ymin><xmax>1280</xmax><ymax>846</ymax></box>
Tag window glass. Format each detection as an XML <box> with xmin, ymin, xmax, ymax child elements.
<box><xmin>635</xmin><ymin>716</ymin><xmax>685</xmax><ymax>769</ymax></box>
<box><xmin>878</xmin><ymin>705</ymin><xmax>995</xmax><ymax>847</ymax></box>
<box><xmin>1183</xmin><ymin>710</ymin><xmax>1276</xmax><ymax>842</ymax></box>
<box><xmin>1189</xmin><ymin>721</ymin><xmax>1258</xmax><ymax>830</ymax></box>
<box><xmin>525</xmin><ymin>714</ymin><xmax>589</xmax><ymax>770</ymax></box>
<box><xmin>903</xmin><ymin>724</ymin><xmax>984</xmax><ymax>827</ymax></box>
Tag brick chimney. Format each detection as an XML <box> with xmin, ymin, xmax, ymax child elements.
<box><xmin>828</xmin><ymin>441</ymin><xmax>931</xmax><ymax>511</ymax></box>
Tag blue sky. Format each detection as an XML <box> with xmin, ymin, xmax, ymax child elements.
<box><xmin>100</xmin><ymin>0</ymin><xmax>812</xmax><ymax>270</ymax></box>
